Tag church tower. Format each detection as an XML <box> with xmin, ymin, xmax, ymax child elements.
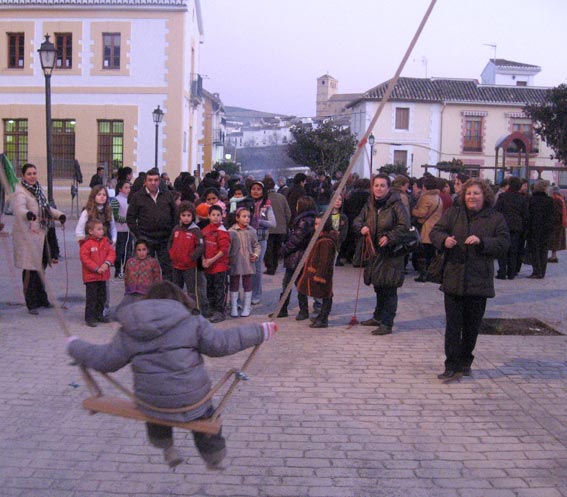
<box><xmin>316</xmin><ymin>74</ymin><xmax>338</xmax><ymax>118</ymax></box>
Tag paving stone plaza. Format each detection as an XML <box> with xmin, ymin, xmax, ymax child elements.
<box><xmin>1</xmin><ymin>210</ymin><xmax>566</xmax><ymax>497</ymax></box>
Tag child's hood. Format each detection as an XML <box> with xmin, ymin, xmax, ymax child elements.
<box><xmin>178</xmin><ymin>222</ymin><xmax>199</xmax><ymax>231</ymax></box>
<box><xmin>79</xmin><ymin>236</ymin><xmax>103</xmax><ymax>247</ymax></box>
<box><xmin>116</xmin><ymin>299</ymin><xmax>190</xmax><ymax>341</ymax></box>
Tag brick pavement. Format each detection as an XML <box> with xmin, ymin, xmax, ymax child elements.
<box><xmin>0</xmin><ymin>213</ymin><xmax>566</xmax><ymax>497</ymax></box>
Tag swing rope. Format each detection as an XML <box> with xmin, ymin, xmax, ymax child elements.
<box><xmin>348</xmin><ymin>234</ymin><xmax>376</xmax><ymax>326</ymax></box>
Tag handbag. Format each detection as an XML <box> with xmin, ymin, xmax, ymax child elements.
<box><xmin>425</xmin><ymin>251</ymin><xmax>445</xmax><ymax>283</ymax></box>
<box><xmin>389</xmin><ymin>226</ymin><xmax>421</xmax><ymax>257</ymax></box>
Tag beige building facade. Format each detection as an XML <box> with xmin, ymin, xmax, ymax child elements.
<box><xmin>0</xmin><ymin>0</ymin><xmax>204</xmax><ymax>189</ymax></box>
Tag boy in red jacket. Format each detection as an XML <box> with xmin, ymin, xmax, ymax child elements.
<box><xmin>201</xmin><ymin>205</ymin><xmax>231</xmax><ymax>322</ymax></box>
<box><xmin>168</xmin><ymin>201</ymin><xmax>207</xmax><ymax>316</ymax></box>
<box><xmin>80</xmin><ymin>219</ymin><xmax>116</xmax><ymax>327</ymax></box>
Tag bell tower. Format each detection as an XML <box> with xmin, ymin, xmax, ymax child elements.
<box><xmin>316</xmin><ymin>74</ymin><xmax>338</xmax><ymax>118</ymax></box>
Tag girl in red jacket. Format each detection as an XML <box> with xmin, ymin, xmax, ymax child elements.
<box><xmin>79</xmin><ymin>219</ymin><xmax>116</xmax><ymax>327</ymax></box>
<box><xmin>168</xmin><ymin>201</ymin><xmax>207</xmax><ymax>316</ymax></box>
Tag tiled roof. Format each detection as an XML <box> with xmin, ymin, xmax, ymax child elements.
<box><xmin>347</xmin><ymin>77</ymin><xmax>549</xmax><ymax>108</ymax></box>
<box><xmin>491</xmin><ymin>58</ymin><xmax>540</xmax><ymax>69</ymax></box>
<box><xmin>329</xmin><ymin>92</ymin><xmax>362</xmax><ymax>103</ymax></box>
<box><xmin>0</xmin><ymin>0</ymin><xmax>187</xmax><ymax>6</ymax></box>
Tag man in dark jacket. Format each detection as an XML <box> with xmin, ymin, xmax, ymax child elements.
<box><xmin>527</xmin><ymin>180</ymin><xmax>554</xmax><ymax>279</ymax></box>
<box><xmin>127</xmin><ymin>168</ymin><xmax>176</xmax><ymax>280</ymax></box>
<box><xmin>89</xmin><ymin>166</ymin><xmax>105</xmax><ymax>188</ymax></box>
<box><xmin>495</xmin><ymin>176</ymin><xmax>529</xmax><ymax>280</ymax></box>
<box><xmin>286</xmin><ymin>173</ymin><xmax>307</xmax><ymax>222</ymax></box>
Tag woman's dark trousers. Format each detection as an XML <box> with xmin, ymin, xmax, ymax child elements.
<box><xmin>497</xmin><ymin>231</ymin><xmax>521</xmax><ymax>279</ymax></box>
<box><xmin>530</xmin><ymin>241</ymin><xmax>549</xmax><ymax>277</ymax></box>
<box><xmin>22</xmin><ymin>269</ymin><xmax>49</xmax><ymax>310</ymax></box>
<box><xmin>372</xmin><ymin>286</ymin><xmax>398</xmax><ymax>327</ymax></box>
<box><xmin>443</xmin><ymin>294</ymin><xmax>487</xmax><ymax>371</ymax></box>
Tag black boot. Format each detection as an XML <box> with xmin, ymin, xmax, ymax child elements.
<box><xmin>277</xmin><ymin>292</ymin><xmax>289</xmax><ymax>317</ymax></box>
<box><xmin>414</xmin><ymin>257</ymin><xmax>427</xmax><ymax>282</ymax></box>
<box><xmin>296</xmin><ymin>293</ymin><xmax>309</xmax><ymax>321</ymax></box>
<box><xmin>310</xmin><ymin>298</ymin><xmax>331</xmax><ymax>328</ymax></box>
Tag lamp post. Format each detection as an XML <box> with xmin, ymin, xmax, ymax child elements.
<box><xmin>152</xmin><ymin>105</ymin><xmax>164</xmax><ymax>171</ymax></box>
<box><xmin>368</xmin><ymin>133</ymin><xmax>375</xmax><ymax>175</ymax></box>
<box><xmin>38</xmin><ymin>34</ymin><xmax>57</xmax><ymax>205</ymax></box>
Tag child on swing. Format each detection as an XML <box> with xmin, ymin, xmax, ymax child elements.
<box><xmin>67</xmin><ymin>280</ymin><xmax>278</xmax><ymax>468</ymax></box>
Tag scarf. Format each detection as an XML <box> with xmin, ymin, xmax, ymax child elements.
<box><xmin>553</xmin><ymin>193</ymin><xmax>567</xmax><ymax>228</ymax></box>
<box><xmin>21</xmin><ymin>179</ymin><xmax>51</xmax><ymax>228</ymax></box>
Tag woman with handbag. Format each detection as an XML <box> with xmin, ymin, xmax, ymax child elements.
<box><xmin>11</xmin><ymin>163</ymin><xmax>66</xmax><ymax>314</ymax></box>
<box><xmin>430</xmin><ymin>178</ymin><xmax>509</xmax><ymax>381</ymax></box>
<box><xmin>353</xmin><ymin>174</ymin><xmax>411</xmax><ymax>336</ymax></box>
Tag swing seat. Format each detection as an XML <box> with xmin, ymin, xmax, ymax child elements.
<box><xmin>83</xmin><ymin>396</ymin><xmax>222</xmax><ymax>435</ymax></box>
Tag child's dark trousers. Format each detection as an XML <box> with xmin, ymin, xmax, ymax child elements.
<box><xmin>84</xmin><ymin>281</ymin><xmax>106</xmax><ymax>322</ymax></box>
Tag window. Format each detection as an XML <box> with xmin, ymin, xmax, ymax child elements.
<box><xmin>103</xmin><ymin>33</ymin><xmax>120</xmax><ymax>69</ymax></box>
<box><xmin>463</xmin><ymin>166</ymin><xmax>480</xmax><ymax>178</ymax></box>
<box><xmin>393</xmin><ymin>150</ymin><xmax>408</xmax><ymax>167</ymax></box>
<box><xmin>7</xmin><ymin>32</ymin><xmax>24</xmax><ymax>69</ymax></box>
<box><xmin>55</xmin><ymin>33</ymin><xmax>72</xmax><ymax>69</ymax></box>
<box><xmin>516</xmin><ymin>81</ymin><xmax>527</xmax><ymax>87</ymax></box>
<box><xmin>3</xmin><ymin>119</ymin><xmax>28</xmax><ymax>168</ymax></box>
<box><xmin>97</xmin><ymin>120</ymin><xmax>123</xmax><ymax>169</ymax></box>
<box><xmin>395</xmin><ymin>107</ymin><xmax>410</xmax><ymax>130</ymax></box>
<box><xmin>52</xmin><ymin>120</ymin><xmax>76</xmax><ymax>178</ymax></box>
<box><xmin>463</xmin><ymin>118</ymin><xmax>483</xmax><ymax>152</ymax></box>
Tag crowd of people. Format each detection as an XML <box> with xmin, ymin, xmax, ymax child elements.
<box><xmin>7</xmin><ymin>164</ymin><xmax>567</xmax><ymax>359</ymax></box>
<box><xmin>5</xmin><ymin>162</ymin><xmax>567</xmax><ymax>467</ymax></box>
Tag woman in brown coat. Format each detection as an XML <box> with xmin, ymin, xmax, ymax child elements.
<box><xmin>412</xmin><ymin>176</ymin><xmax>442</xmax><ymax>282</ymax></box>
<box><xmin>296</xmin><ymin>215</ymin><xmax>338</xmax><ymax>328</ymax></box>
<box><xmin>11</xmin><ymin>163</ymin><xmax>66</xmax><ymax>314</ymax></box>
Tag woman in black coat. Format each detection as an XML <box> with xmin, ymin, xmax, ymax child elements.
<box><xmin>353</xmin><ymin>174</ymin><xmax>410</xmax><ymax>336</ymax></box>
<box><xmin>430</xmin><ymin>179</ymin><xmax>509</xmax><ymax>381</ymax></box>
<box><xmin>527</xmin><ymin>180</ymin><xmax>554</xmax><ymax>278</ymax></box>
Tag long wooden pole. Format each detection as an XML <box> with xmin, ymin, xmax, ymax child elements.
<box><xmin>270</xmin><ymin>0</ymin><xmax>439</xmax><ymax>320</ymax></box>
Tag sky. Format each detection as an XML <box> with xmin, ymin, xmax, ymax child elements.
<box><xmin>200</xmin><ymin>0</ymin><xmax>567</xmax><ymax>118</ymax></box>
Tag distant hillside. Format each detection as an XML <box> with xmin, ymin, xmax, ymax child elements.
<box><xmin>225</xmin><ymin>106</ymin><xmax>294</xmax><ymax>123</ymax></box>
<box><xmin>233</xmin><ymin>145</ymin><xmax>298</xmax><ymax>175</ymax></box>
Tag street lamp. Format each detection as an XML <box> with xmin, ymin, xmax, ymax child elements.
<box><xmin>38</xmin><ymin>34</ymin><xmax>57</xmax><ymax>205</ymax></box>
<box><xmin>368</xmin><ymin>133</ymin><xmax>375</xmax><ymax>174</ymax></box>
<box><xmin>152</xmin><ymin>105</ymin><xmax>164</xmax><ymax>171</ymax></box>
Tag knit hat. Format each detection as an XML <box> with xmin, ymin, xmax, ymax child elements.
<box><xmin>196</xmin><ymin>202</ymin><xmax>210</xmax><ymax>219</ymax></box>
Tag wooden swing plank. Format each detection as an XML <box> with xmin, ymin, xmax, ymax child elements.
<box><xmin>83</xmin><ymin>396</ymin><xmax>221</xmax><ymax>435</ymax></box>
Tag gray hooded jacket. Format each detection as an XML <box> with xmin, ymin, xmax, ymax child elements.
<box><xmin>68</xmin><ymin>299</ymin><xmax>264</xmax><ymax>421</ymax></box>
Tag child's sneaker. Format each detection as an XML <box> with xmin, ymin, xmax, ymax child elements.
<box><xmin>163</xmin><ymin>446</ymin><xmax>184</xmax><ymax>468</ymax></box>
